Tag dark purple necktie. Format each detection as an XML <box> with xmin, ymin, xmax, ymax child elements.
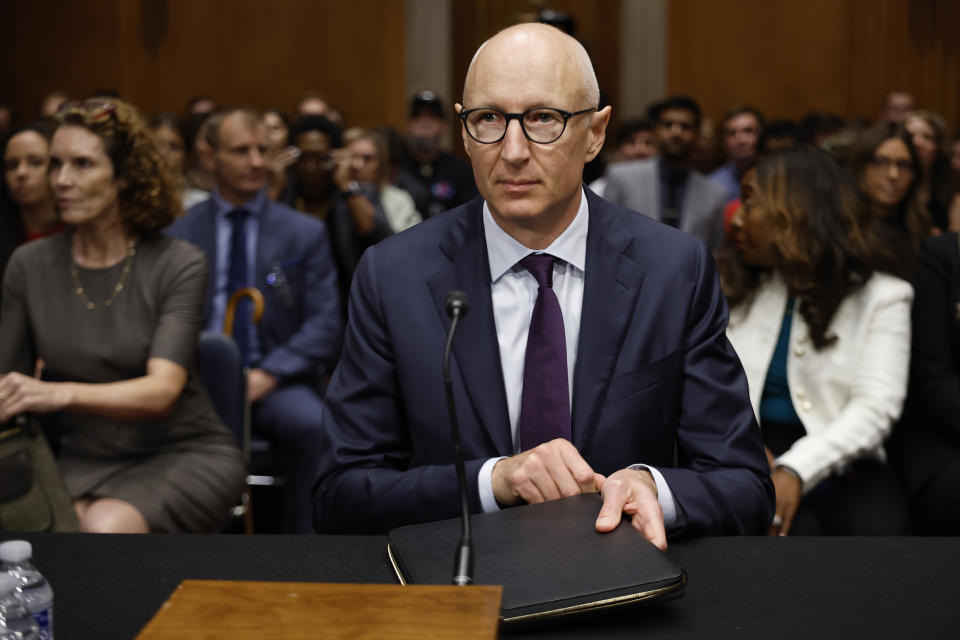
<box><xmin>519</xmin><ymin>253</ymin><xmax>571</xmax><ymax>450</ymax></box>
<box><xmin>228</xmin><ymin>208</ymin><xmax>252</xmax><ymax>366</ymax></box>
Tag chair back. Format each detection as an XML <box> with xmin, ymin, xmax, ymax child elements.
<box><xmin>196</xmin><ymin>331</ymin><xmax>249</xmax><ymax>460</ymax></box>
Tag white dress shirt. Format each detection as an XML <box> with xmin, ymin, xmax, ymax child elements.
<box><xmin>476</xmin><ymin>189</ymin><xmax>677</xmax><ymax>527</ymax></box>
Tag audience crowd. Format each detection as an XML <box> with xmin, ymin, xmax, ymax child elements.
<box><xmin>1</xmin><ymin>74</ymin><xmax>959</xmax><ymax>536</ymax></box>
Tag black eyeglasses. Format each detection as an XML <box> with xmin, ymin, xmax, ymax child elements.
<box><xmin>458</xmin><ymin>106</ymin><xmax>597</xmax><ymax>144</ymax></box>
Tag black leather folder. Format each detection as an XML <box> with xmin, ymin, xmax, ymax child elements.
<box><xmin>387</xmin><ymin>493</ymin><xmax>686</xmax><ymax>627</ymax></box>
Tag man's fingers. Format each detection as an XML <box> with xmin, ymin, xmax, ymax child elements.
<box><xmin>557</xmin><ymin>442</ymin><xmax>602</xmax><ymax>494</ymax></box>
<box><xmin>595</xmin><ymin>478</ymin><xmax>629</xmax><ymax>532</ymax></box>
<box><xmin>628</xmin><ymin>500</ymin><xmax>667</xmax><ymax>551</ymax></box>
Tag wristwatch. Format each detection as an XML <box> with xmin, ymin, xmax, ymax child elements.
<box><xmin>342</xmin><ymin>180</ymin><xmax>363</xmax><ymax>198</ymax></box>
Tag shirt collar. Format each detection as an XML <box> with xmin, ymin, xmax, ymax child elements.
<box><xmin>211</xmin><ymin>188</ymin><xmax>268</xmax><ymax>220</ymax></box>
<box><xmin>483</xmin><ymin>188</ymin><xmax>589</xmax><ymax>283</ymax></box>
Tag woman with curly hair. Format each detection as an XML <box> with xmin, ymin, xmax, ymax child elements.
<box><xmin>848</xmin><ymin>121</ymin><xmax>932</xmax><ymax>279</ymax></box>
<box><xmin>723</xmin><ymin>146</ymin><xmax>911</xmax><ymax>536</ymax></box>
<box><xmin>0</xmin><ymin>99</ymin><xmax>245</xmax><ymax>533</ymax></box>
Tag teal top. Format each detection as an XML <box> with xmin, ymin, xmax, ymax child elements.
<box><xmin>759</xmin><ymin>298</ymin><xmax>803</xmax><ymax>428</ymax></box>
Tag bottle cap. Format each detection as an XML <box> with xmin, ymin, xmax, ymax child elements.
<box><xmin>0</xmin><ymin>573</ymin><xmax>16</xmax><ymax>596</ymax></box>
<box><xmin>0</xmin><ymin>540</ymin><xmax>32</xmax><ymax>563</ymax></box>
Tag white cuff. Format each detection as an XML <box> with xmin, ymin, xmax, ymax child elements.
<box><xmin>628</xmin><ymin>464</ymin><xmax>678</xmax><ymax>528</ymax></box>
<box><xmin>478</xmin><ymin>457</ymin><xmax>508</xmax><ymax>513</ymax></box>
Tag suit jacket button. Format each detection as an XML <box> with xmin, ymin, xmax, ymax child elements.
<box><xmin>796</xmin><ymin>388</ymin><xmax>806</xmax><ymax>398</ymax></box>
<box><xmin>801</xmin><ymin>400</ymin><xmax>813</xmax><ymax>411</ymax></box>
<box><xmin>794</xmin><ymin>347</ymin><xmax>805</xmax><ymax>356</ymax></box>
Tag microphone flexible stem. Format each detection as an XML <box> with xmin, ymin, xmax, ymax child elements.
<box><xmin>443</xmin><ymin>311</ymin><xmax>473</xmax><ymax>585</ymax></box>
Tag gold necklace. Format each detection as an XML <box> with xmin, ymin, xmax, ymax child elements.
<box><xmin>70</xmin><ymin>240</ymin><xmax>136</xmax><ymax>310</ymax></box>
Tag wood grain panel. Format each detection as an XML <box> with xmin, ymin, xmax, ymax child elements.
<box><xmin>0</xmin><ymin>0</ymin><xmax>407</xmax><ymax>129</ymax></box>
<box><xmin>669</xmin><ymin>0</ymin><xmax>960</xmax><ymax>131</ymax></box>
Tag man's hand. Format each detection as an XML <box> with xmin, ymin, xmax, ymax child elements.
<box><xmin>247</xmin><ymin>368</ymin><xmax>278</xmax><ymax>403</ymax></box>
<box><xmin>0</xmin><ymin>372</ymin><xmax>71</xmax><ymax>424</ymax></box>
<box><xmin>595</xmin><ymin>468</ymin><xmax>666</xmax><ymax>550</ymax></box>
<box><xmin>491</xmin><ymin>438</ymin><xmax>604</xmax><ymax>508</ymax></box>
<box><xmin>769</xmin><ymin>467</ymin><xmax>802</xmax><ymax>536</ymax></box>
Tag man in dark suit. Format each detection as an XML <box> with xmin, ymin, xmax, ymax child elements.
<box><xmin>314</xmin><ymin>24</ymin><xmax>773</xmax><ymax>544</ymax></box>
<box><xmin>168</xmin><ymin>108</ymin><xmax>342</xmax><ymax>533</ymax></box>
<box><xmin>604</xmin><ymin>95</ymin><xmax>729</xmax><ymax>248</ymax></box>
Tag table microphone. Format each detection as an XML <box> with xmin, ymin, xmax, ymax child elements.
<box><xmin>444</xmin><ymin>290</ymin><xmax>473</xmax><ymax>586</ymax></box>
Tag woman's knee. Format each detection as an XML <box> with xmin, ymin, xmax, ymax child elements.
<box><xmin>78</xmin><ymin>498</ymin><xmax>149</xmax><ymax>533</ymax></box>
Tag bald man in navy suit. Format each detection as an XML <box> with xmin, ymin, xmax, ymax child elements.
<box><xmin>313</xmin><ymin>24</ymin><xmax>773</xmax><ymax>543</ymax></box>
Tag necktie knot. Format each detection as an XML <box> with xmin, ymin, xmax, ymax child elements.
<box><xmin>520</xmin><ymin>253</ymin><xmax>556</xmax><ymax>288</ymax></box>
<box><xmin>228</xmin><ymin>208</ymin><xmax>249</xmax><ymax>224</ymax></box>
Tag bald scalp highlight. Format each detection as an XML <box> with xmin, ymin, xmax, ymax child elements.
<box><xmin>462</xmin><ymin>23</ymin><xmax>600</xmax><ymax>108</ymax></box>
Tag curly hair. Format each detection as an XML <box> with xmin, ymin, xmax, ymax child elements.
<box><xmin>53</xmin><ymin>98</ymin><xmax>182</xmax><ymax>235</ymax></box>
<box><xmin>847</xmin><ymin>121</ymin><xmax>931</xmax><ymax>277</ymax></box>
<box><xmin>719</xmin><ymin>147</ymin><xmax>873</xmax><ymax>349</ymax></box>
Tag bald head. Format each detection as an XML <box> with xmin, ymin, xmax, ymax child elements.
<box><xmin>463</xmin><ymin>23</ymin><xmax>599</xmax><ymax>108</ymax></box>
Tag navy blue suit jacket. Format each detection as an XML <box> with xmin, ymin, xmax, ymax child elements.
<box><xmin>314</xmin><ymin>189</ymin><xmax>773</xmax><ymax>535</ymax></box>
<box><xmin>167</xmin><ymin>198</ymin><xmax>343</xmax><ymax>383</ymax></box>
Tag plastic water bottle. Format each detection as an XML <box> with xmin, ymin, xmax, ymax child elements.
<box><xmin>0</xmin><ymin>542</ymin><xmax>52</xmax><ymax>640</ymax></box>
<box><xmin>0</xmin><ymin>573</ymin><xmax>40</xmax><ymax>640</ymax></box>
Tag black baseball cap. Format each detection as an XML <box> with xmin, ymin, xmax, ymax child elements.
<box><xmin>410</xmin><ymin>90</ymin><xmax>444</xmax><ymax>119</ymax></box>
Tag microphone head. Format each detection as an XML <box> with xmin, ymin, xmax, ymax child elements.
<box><xmin>445</xmin><ymin>290</ymin><xmax>469</xmax><ymax>318</ymax></box>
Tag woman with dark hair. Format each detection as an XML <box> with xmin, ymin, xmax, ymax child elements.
<box><xmin>0</xmin><ymin>99</ymin><xmax>244</xmax><ymax>533</ymax></box>
<box><xmin>848</xmin><ymin>122</ymin><xmax>932</xmax><ymax>279</ymax></box>
<box><xmin>904</xmin><ymin>110</ymin><xmax>957</xmax><ymax>232</ymax></box>
<box><xmin>1</xmin><ymin>122</ymin><xmax>61</xmax><ymax>281</ymax></box>
<box><xmin>148</xmin><ymin>113</ymin><xmax>207</xmax><ymax>210</ymax></box>
<box><xmin>723</xmin><ymin>146</ymin><xmax>912</xmax><ymax>536</ymax></box>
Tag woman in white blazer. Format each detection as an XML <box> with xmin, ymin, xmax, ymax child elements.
<box><xmin>722</xmin><ymin>146</ymin><xmax>912</xmax><ymax>536</ymax></box>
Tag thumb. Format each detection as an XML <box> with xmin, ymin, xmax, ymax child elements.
<box><xmin>595</xmin><ymin>480</ymin><xmax>627</xmax><ymax>532</ymax></box>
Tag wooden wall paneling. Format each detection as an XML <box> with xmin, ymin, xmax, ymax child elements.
<box><xmin>668</xmin><ymin>0</ymin><xmax>854</xmax><ymax>124</ymax></box>
<box><xmin>669</xmin><ymin>0</ymin><xmax>960</xmax><ymax>132</ymax></box>
<box><xmin>0</xmin><ymin>0</ymin><xmax>123</xmax><ymax>121</ymax></box>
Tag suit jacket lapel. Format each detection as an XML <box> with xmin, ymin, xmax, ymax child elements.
<box><xmin>427</xmin><ymin>201</ymin><xmax>513</xmax><ymax>455</ymax></box>
<box><xmin>195</xmin><ymin>199</ymin><xmax>220</xmax><ymax>317</ymax></box>
<box><xmin>573</xmin><ymin>192</ymin><xmax>646</xmax><ymax>448</ymax></box>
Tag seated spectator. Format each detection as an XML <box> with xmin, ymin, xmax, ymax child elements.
<box><xmin>0</xmin><ymin>101</ymin><xmax>14</xmax><ymax>138</ymax></box>
<box><xmin>848</xmin><ymin>122</ymin><xmax>932</xmax><ymax>279</ymax></box>
<box><xmin>723</xmin><ymin>147</ymin><xmax>911</xmax><ymax>536</ymax></box>
<box><xmin>0</xmin><ymin>98</ymin><xmax>245</xmax><ymax>533</ymax></box>
<box><xmin>372</xmin><ymin>124</ymin><xmax>431</xmax><ymax>216</ymax></box>
<box><xmin>149</xmin><ymin>113</ymin><xmax>208</xmax><ymax>210</ymax></box>
<box><xmin>588</xmin><ymin>117</ymin><xmax>656</xmax><ymax>196</ymax></box>
<box><xmin>880</xmin><ymin>90</ymin><xmax>915</xmax><ymax>124</ymax></box>
<box><xmin>799</xmin><ymin>111</ymin><xmax>844</xmax><ymax>149</ymax></box>
<box><xmin>38</xmin><ymin>91</ymin><xmax>69</xmax><ymax>119</ymax></box>
<box><xmin>343</xmin><ymin>127</ymin><xmax>422</xmax><ymax>232</ymax></box>
<box><xmin>904</xmin><ymin>110</ymin><xmax>953</xmax><ymax>231</ymax></box>
<box><xmin>760</xmin><ymin>119</ymin><xmax>800</xmax><ymax>152</ymax></box>
<box><xmin>887</xmin><ymin>232</ymin><xmax>960</xmax><ymax>534</ymax></box>
<box><xmin>951</xmin><ymin>132</ymin><xmax>960</xmax><ymax>230</ymax></box>
<box><xmin>285</xmin><ymin>115</ymin><xmax>393</xmax><ymax>301</ymax></box>
<box><xmin>184</xmin><ymin>113</ymin><xmax>217</xmax><ymax>196</ymax></box>
<box><xmin>605</xmin><ymin>95</ymin><xmax>728</xmax><ymax>247</ymax></box>
<box><xmin>167</xmin><ymin>107</ymin><xmax>342</xmax><ymax>533</ymax></box>
<box><xmin>403</xmin><ymin>90</ymin><xmax>478</xmax><ymax>218</ymax></box>
<box><xmin>261</xmin><ymin>108</ymin><xmax>297</xmax><ymax>201</ymax></box>
<box><xmin>1</xmin><ymin>122</ymin><xmax>62</xmax><ymax>284</ymax></box>
<box><xmin>186</xmin><ymin>95</ymin><xmax>217</xmax><ymax>119</ymax></box>
<box><xmin>709</xmin><ymin>106</ymin><xmax>764</xmax><ymax>203</ymax></box>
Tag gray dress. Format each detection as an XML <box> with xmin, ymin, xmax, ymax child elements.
<box><xmin>0</xmin><ymin>231</ymin><xmax>245</xmax><ymax>532</ymax></box>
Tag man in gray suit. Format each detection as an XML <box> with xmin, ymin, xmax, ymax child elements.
<box><xmin>604</xmin><ymin>96</ymin><xmax>728</xmax><ymax>248</ymax></box>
